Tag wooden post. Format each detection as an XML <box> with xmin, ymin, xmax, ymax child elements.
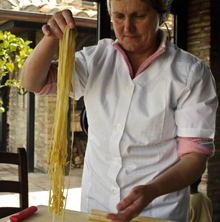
<box><xmin>0</xmin><ymin>75</ymin><xmax>9</xmax><ymax>151</ymax></box>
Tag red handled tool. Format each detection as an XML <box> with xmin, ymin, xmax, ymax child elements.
<box><xmin>9</xmin><ymin>206</ymin><xmax>38</xmax><ymax>222</ymax></box>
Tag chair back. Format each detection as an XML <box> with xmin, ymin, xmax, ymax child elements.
<box><xmin>0</xmin><ymin>147</ymin><xmax>28</xmax><ymax>218</ymax></box>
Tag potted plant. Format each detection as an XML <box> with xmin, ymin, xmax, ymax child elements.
<box><xmin>0</xmin><ymin>30</ymin><xmax>33</xmax><ymax>113</ymax></box>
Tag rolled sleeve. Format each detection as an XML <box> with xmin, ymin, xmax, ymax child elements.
<box><xmin>175</xmin><ymin>60</ymin><xmax>218</xmax><ymax>139</ymax></box>
<box><xmin>177</xmin><ymin>137</ymin><xmax>215</xmax><ymax>158</ymax></box>
<box><xmin>35</xmin><ymin>61</ymin><xmax>58</xmax><ymax>96</ymax></box>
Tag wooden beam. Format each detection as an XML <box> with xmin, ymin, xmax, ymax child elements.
<box><xmin>0</xmin><ymin>75</ymin><xmax>9</xmax><ymax>152</ymax></box>
<box><xmin>97</xmin><ymin>0</ymin><xmax>111</xmax><ymax>41</ymax></box>
<box><xmin>26</xmin><ymin>31</ymin><xmax>36</xmax><ymax>173</ymax></box>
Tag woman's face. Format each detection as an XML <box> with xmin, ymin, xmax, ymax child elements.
<box><xmin>111</xmin><ymin>0</ymin><xmax>160</xmax><ymax>54</ymax></box>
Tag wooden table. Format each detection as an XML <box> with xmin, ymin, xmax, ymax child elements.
<box><xmin>0</xmin><ymin>205</ymin><xmax>176</xmax><ymax>222</ymax></box>
<box><xmin>1</xmin><ymin>206</ymin><xmax>88</xmax><ymax>222</ymax></box>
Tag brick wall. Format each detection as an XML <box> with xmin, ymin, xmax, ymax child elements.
<box><xmin>34</xmin><ymin>95</ymin><xmax>56</xmax><ymax>172</ymax></box>
<box><xmin>187</xmin><ymin>0</ymin><xmax>220</xmax><ymax>221</ymax></box>
<box><xmin>187</xmin><ymin>0</ymin><xmax>211</xmax><ymax>65</ymax></box>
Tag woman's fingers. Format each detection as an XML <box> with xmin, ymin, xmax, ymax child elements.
<box><xmin>106</xmin><ymin>185</ymin><xmax>153</xmax><ymax>221</ymax></box>
<box><xmin>42</xmin><ymin>9</ymin><xmax>75</xmax><ymax>40</ymax></box>
<box><xmin>42</xmin><ymin>24</ymin><xmax>51</xmax><ymax>36</ymax></box>
<box><xmin>106</xmin><ymin>212</ymin><xmax>128</xmax><ymax>222</ymax></box>
<box><xmin>117</xmin><ymin>185</ymin><xmax>146</xmax><ymax>212</ymax></box>
<box><xmin>62</xmin><ymin>9</ymin><xmax>75</xmax><ymax>29</ymax></box>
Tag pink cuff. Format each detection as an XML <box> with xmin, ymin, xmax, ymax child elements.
<box><xmin>177</xmin><ymin>137</ymin><xmax>215</xmax><ymax>158</ymax></box>
<box><xmin>35</xmin><ymin>61</ymin><xmax>58</xmax><ymax>96</ymax></box>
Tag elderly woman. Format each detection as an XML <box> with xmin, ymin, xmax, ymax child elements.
<box><xmin>21</xmin><ymin>0</ymin><xmax>217</xmax><ymax>221</ymax></box>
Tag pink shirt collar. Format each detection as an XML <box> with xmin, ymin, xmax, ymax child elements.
<box><xmin>112</xmin><ymin>29</ymin><xmax>167</xmax><ymax>79</ymax></box>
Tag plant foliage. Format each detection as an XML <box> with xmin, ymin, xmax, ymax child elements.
<box><xmin>0</xmin><ymin>30</ymin><xmax>33</xmax><ymax>113</ymax></box>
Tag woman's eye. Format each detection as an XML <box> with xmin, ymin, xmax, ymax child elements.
<box><xmin>115</xmin><ymin>14</ymin><xmax>124</xmax><ymax>19</ymax></box>
<box><xmin>134</xmin><ymin>14</ymin><xmax>146</xmax><ymax>18</ymax></box>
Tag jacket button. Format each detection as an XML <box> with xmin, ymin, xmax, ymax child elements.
<box><xmin>116</xmin><ymin>124</ymin><xmax>123</xmax><ymax>130</ymax></box>
<box><xmin>126</xmin><ymin>85</ymin><xmax>133</xmax><ymax>92</ymax></box>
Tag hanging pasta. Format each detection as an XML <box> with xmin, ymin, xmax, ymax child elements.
<box><xmin>47</xmin><ymin>26</ymin><xmax>78</xmax><ymax>221</ymax></box>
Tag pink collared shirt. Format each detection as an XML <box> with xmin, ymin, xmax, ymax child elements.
<box><xmin>35</xmin><ymin>29</ymin><xmax>215</xmax><ymax>158</ymax></box>
<box><xmin>112</xmin><ymin>29</ymin><xmax>166</xmax><ymax>79</ymax></box>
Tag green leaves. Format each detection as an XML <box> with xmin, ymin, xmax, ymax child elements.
<box><xmin>6</xmin><ymin>62</ymin><xmax>14</xmax><ymax>73</ymax></box>
<box><xmin>0</xmin><ymin>30</ymin><xmax>33</xmax><ymax>80</ymax></box>
<box><xmin>4</xmin><ymin>79</ymin><xmax>21</xmax><ymax>87</ymax></box>
<box><xmin>0</xmin><ymin>30</ymin><xmax>33</xmax><ymax>113</ymax></box>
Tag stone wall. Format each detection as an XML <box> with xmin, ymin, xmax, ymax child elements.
<box><xmin>8</xmin><ymin>84</ymin><xmax>27</xmax><ymax>151</ymax></box>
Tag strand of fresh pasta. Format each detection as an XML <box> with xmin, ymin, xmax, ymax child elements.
<box><xmin>47</xmin><ymin>26</ymin><xmax>77</xmax><ymax>221</ymax></box>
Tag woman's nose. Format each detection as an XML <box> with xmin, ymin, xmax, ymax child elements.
<box><xmin>124</xmin><ymin>17</ymin><xmax>135</xmax><ymax>33</ymax></box>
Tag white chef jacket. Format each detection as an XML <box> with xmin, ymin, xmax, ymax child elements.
<box><xmin>73</xmin><ymin>38</ymin><xmax>217</xmax><ymax>222</ymax></box>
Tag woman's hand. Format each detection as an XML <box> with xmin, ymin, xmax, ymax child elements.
<box><xmin>106</xmin><ymin>184</ymin><xmax>157</xmax><ymax>222</ymax></box>
<box><xmin>21</xmin><ymin>9</ymin><xmax>76</xmax><ymax>93</ymax></box>
<box><xmin>105</xmin><ymin>152</ymin><xmax>207</xmax><ymax>222</ymax></box>
<box><xmin>42</xmin><ymin>9</ymin><xmax>76</xmax><ymax>40</ymax></box>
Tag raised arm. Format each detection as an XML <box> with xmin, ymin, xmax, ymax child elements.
<box><xmin>20</xmin><ymin>9</ymin><xmax>75</xmax><ymax>93</ymax></box>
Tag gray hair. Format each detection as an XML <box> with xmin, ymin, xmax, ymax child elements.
<box><xmin>106</xmin><ymin>0</ymin><xmax>173</xmax><ymax>25</ymax></box>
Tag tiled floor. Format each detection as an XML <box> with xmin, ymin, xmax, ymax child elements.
<box><xmin>0</xmin><ymin>164</ymin><xmax>83</xmax><ymax>211</ymax></box>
